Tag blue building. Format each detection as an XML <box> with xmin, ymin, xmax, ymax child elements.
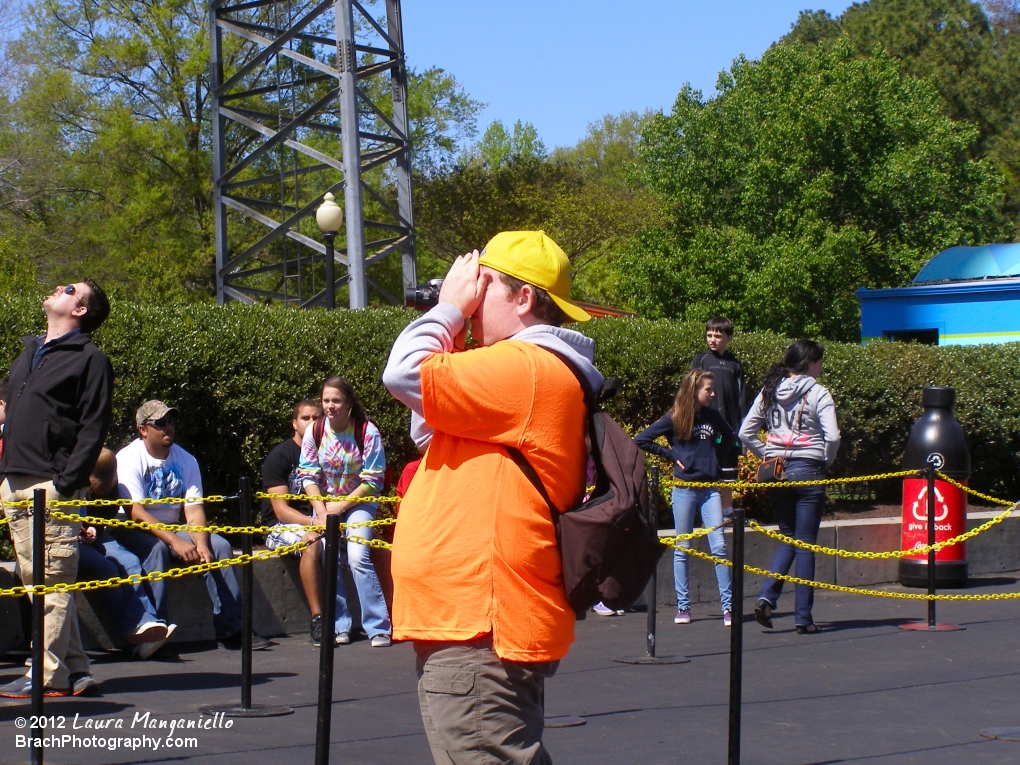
<box><xmin>857</xmin><ymin>243</ymin><xmax>1020</xmax><ymax>345</ymax></box>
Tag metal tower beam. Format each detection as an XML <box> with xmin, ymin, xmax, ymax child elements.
<box><xmin>210</xmin><ymin>0</ymin><xmax>416</xmax><ymax>309</ymax></box>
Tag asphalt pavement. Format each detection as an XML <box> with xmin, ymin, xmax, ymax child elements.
<box><xmin>3</xmin><ymin>571</ymin><xmax>1020</xmax><ymax>765</ymax></box>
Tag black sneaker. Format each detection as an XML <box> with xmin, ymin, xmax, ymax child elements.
<box><xmin>310</xmin><ymin>614</ymin><xmax>323</xmax><ymax>647</ymax></box>
<box><xmin>219</xmin><ymin>631</ymin><xmax>272</xmax><ymax>651</ymax></box>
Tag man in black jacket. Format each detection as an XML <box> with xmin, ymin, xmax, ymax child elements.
<box><xmin>0</xmin><ymin>280</ymin><xmax>112</xmax><ymax>698</ymax></box>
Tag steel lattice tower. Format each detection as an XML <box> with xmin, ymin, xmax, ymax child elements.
<box><xmin>210</xmin><ymin>0</ymin><xmax>415</xmax><ymax>308</ymax></box>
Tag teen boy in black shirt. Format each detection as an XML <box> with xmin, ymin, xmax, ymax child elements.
<box><xmin>261</xmin><ymin>400</ymin><xmax>320</xmax><ymax>525</ymax></box>
<box><xmin>261</xmin><ymin>399</ymin><xmax>332</xmax><ymax>645</ymax></box>
<box><xmin>690</xmin><ymin>316</ymin><xmax>747</xmax><ymax>432</ymax></box>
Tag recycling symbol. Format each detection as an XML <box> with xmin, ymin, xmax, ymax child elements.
<box><xmin>911</xmin><ymin>484</ymin><xmax>949</xmax><ymax>522</ymax></box>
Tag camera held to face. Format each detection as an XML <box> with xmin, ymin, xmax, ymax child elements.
<box><xmin>405</xmin><ymin>279</ymin><xmax>444</xmax><ymax>311</ymax></box>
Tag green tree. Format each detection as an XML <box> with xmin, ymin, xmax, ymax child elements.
<box><xmin>475</xmin><ymin>119</ymin><xmax>547</xmax><ymax>167</ymax></box>
<box><xmin>784</xmin><ymin>0</ymin><xmax>1020</xmax><ymax>232</ymax></box>
<box><xmin>415</xmin><ymin>114</ymin><xmax>663</xmax><ymax>306</ymax></box>
<box><xmin>622</xmin><ymin>40</ymin><xmax>1006</xmax><ymax>340</ymax></box>
<box><xmin>551</xmin><ymin>111</ymin><xmax>654</xmax><ymax>188</ymax></box>
<box><xmin>0</xmin><ymin>236</ymin><xmax>37</xmax><ymax>296</ymax></box>
<box><xmin>406</xmin><ymin>67</ymin><xmax>484</xmax><ymax>174</ymax></box>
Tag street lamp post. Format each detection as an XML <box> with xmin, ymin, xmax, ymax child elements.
<box><xmin>315</xmin><ymin>192</ymin><xmax>343</xmax><ymax>310</ymax></box>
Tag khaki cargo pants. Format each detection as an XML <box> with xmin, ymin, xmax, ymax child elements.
<box><xmin>415</xmin><ymin>635</ymin><xmax>558</xmax><ymax>765</ymax></box>
<box><xmin>1</xmin><ymin>476</ymin><xmax>90</xmax><ymax>689</ymax></box>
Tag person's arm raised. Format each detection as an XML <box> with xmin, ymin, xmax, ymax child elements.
<box><xmin>383</xmin><ymin>251</ymin><xmax>483</xmax><ymax>413</ymax></box>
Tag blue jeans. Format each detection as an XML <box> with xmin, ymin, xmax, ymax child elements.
<box><xmin>77</xmin><ymin>530</ymin><xmax>162</xmax><ymax>638</ymax></box>
<box><xmin>112</xmin><ymin>528</ymin><xmax>243</xmax><ymax>638</ymax></box>
<box><xmin>336</xmin><ymin>506</ymin><xmax>391</xmax><ymax>638</ymax></box>
<box><xmin>759</xmin><ymin>459</ymin><xmax>826</xmax><ymax>626</ymax></box>
<box><xmin>672</xmin><ymin>487</ymin><xmax>731</xmax><ymax>612</ymax></box>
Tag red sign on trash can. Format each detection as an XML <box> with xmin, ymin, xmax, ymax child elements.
<box><xmin>901</xmin><ymin>477</ymin><xmax>968</xmax><ymax>562</ymax></box>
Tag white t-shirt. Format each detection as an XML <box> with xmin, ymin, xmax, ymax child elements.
<box><xmin>116</xmin><ymin>439</ymin><xmax>203</xmax><ymax>525</ymax></box>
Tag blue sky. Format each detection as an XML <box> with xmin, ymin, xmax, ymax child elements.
<box><xmin>402</xmin><ymin>1</ymin><xmax>856</xmax><ymax>150</ymax></box>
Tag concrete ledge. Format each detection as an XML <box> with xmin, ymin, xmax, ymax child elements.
<box><xmin>654</xmin><ymin>510</ymin><xmax>1020</xmax><ymax>606</ymax></box>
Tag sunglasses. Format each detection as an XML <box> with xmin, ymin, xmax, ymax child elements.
<box><xmin>57</xmin><ymin>284</ymin><xmax>85</xmax><ymax>305</ymax></box>
<box><xmin>144</xmin><ymin>416</ymin><xmax>175</xmax><ymax>430</ymax></box>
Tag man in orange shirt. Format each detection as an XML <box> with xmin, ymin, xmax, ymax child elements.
<box><xmin>384</xmin><ymin>231</ymin><xmax>603</xmax><ymax>764</ymax></box>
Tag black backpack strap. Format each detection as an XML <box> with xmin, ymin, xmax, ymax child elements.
<box><xmin>535</xmin><ymin>348</ymin><xmax>613</xmax><ymax>495</ymax></box>
<box><xmin>506</xmin><ymin>348</ymin><xmax>611</xmax><ymax>516</ymax></box>
<box><xmin>506</xmin><ymin>446</ymin><xmax>559</xmax><ymax>516</ymax></box>
<box><xmin>312</xmin><ymin>418</ymin><xmax>325</xmax><ymax>449</ymax></box>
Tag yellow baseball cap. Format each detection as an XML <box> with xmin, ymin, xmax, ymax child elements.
<box><xmin>478</xmin><ymin>231</ymin><xmax>591</xmax><ymax>323</ymax></box>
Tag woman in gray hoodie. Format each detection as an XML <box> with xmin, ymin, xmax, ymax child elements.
<box><xmin>738</xmin><ymin>339</ymin><xmax>840</xmax><ymax>633</ymax></box>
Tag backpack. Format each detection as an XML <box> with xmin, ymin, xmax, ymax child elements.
<box><xmin>312</xmin><ymin>416</ymin><xmax>394</xmax><ymax>494</ymax></box>
<box><xmin>508</xmin><ymin>360</ymin><xmax>664</xmax><ymax>618</ymax></box>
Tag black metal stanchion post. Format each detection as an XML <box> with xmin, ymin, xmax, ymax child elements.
<box><xmin>926</xmin><ymin>465</ymin><xmax>937</xmax><ymax>629</ymax></box>
<box><xmin>315</xmin><ymin>513</ymin><xmax>341</xmax><ymax>765</ymax></box>
<box><xmin>727</xmin><ymin>508</ymin><xmax>745</xmax><ymax>765</ymax></box>
<box><xmin>241</xmin><ymin>475</ymin><xmax>253</xmax><ymax>708</ymax></box>
<box><xmin>646</xmin><ymin>464</ymin><xmax>659</xmax><ymax>658</ymax></box>
<box><xmin>201</xmin><ymin>478</ymin><xmax>292</xmax><ymax>718</ymax></box>
<box><xmin>31</xmin><ymin>489</ymin><xmax>45</xmax><ymax>765</ymax></box>
<box><xmin>900</xmin><ymin>466</ymin><xmax>963</xmax><ymax>632</ymax></box>
<box><xmin>615</xmin><ymin>466</ymin><xmax>689</xmax><ymax>666</ymax></box>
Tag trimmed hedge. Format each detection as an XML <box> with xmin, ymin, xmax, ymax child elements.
<box><xmin>2</xmin><ymin>296</ymin><xmax>1018</xmax><ymax>515</ymax></box>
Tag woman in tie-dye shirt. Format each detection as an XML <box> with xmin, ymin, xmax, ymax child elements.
<box><xmin>298</xmin><ymin>376</ymin><xmax>392</xmax><ymax>647</ymax></box>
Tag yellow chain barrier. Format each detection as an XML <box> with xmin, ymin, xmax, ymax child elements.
<box><xmin>1</xmin><ymin>495</ymin><xmax>233</xmax><ymax>509</ymax></box>
<box><xmin>1</xmin><ymin>491</ymin><xmax>405</xmax><ymax>510</ymax></box>
<box><xmin>667</xmin><ymin>539</ymin><xmax>1020</xmax><ymax>602</ymax></box>
<box><xmin>746</xmin><ymin>503</ymin><xmax>1019</xmax><ymax>560</ymax></box>
<box><xmin>660</xmin><ymin>526</ymin><xmax>719</xmax><ymax>545</ymax></box>
<box><xmin>42</xmin><ymin>510</ymin><xmax>397</xmax><ymax>536</ymax></box>
<box><xmin>255</xmin><ymin>491</ymin><xmax>401</xmax><ymax>504</ymax></box>
<box><xmin>936</xmin><ymin>472</ymin><xmax>1016</xmax><ymax>507</ymax></box>
<box><xmin>5</xmin><ymin>471</ymin><xmax>1017</xmax><ymax>602</ymax></box>
<box><xmin>670</xmin><ymin>469</ymin><xmax>918</xmax><ymax>491</ymax></box>
<box><xmin>0</xmin><ymin>540</ymin><xmax>311</xmax><ymax>598</ymax></box>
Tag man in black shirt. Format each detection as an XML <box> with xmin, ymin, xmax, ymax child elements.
<box><xmin>261</xmin><ymin>399</ymin><xmax>334</xmax><ymax>645</ymax></box>
<box><xmin>1</xmin><ymin>280</ymin><xmax>111</xmax><ymax>698</ymax></box>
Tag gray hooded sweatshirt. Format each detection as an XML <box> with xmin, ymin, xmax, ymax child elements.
<box><xmin>383</xmin><ymin>304</ymin><xmax>604</xmax><ymax>449</ymax></box>
<box><xmin>739</xmin><ymin>375</ymin><xmax>840</xmax><ymax>467</ymax></box>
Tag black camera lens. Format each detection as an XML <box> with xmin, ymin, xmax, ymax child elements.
<box><xmin>405</xmin><ymin>279</ymin><xmax>444</xmax><ymax>311</ymax></box>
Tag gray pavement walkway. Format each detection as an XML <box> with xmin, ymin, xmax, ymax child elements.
<box><xmin>3</xmin><ymin>571</ymin><xmax>1020</xmax><ymax>764</ymax></box>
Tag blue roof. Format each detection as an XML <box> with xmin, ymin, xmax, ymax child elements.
<box><xmin>913</xmin><ymin>243</ymin><xmax>1020</xmax><ymax>285</ymax></box>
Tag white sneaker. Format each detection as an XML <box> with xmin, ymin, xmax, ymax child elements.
<box><xmin>335</xmin><ymin>631</ymin><xmax>351</xmax><ymax>645</ymax></box>
<box><xmin>723</xmin><ymin>611</ymin><xmax>733</xmax><ymax>627</ymax></box>
<box><xmin>591</xmin><ymin>602</ymin><xmax>617</xmax><ymax>617</ymax></box>
<box><xmin>370</xmin><ymin>634</ymin><xmax>391</xmax><ymax>648</ymax></box>
<box><xmin>135</xmin><ymin>624</ymin><xmax>176</xmax><ymax>660</ymax></box>
<box><xmin>127</xmin><ymin>621</ymin><xmax>168</xmax><ymax>645</ymax></box>
<box><xmin>674</xmin><ymin>609</ymin><xmax>691</xmax><ymax>624</ymax></box>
